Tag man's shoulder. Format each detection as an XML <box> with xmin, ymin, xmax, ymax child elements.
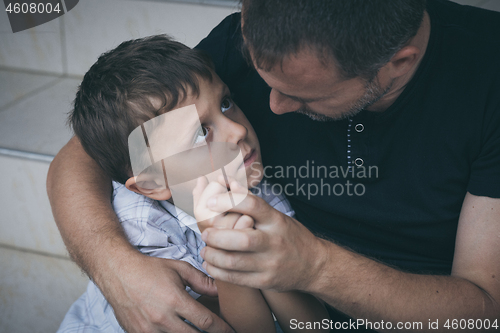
<box><xmin>426</xmin><ymin>0</ymin><xmax>500</xmax><ymax>96</ymax></box>
<box><xmin>430</xmin><ymin>0</ymin><xmax>500</xmax><ymax>43</ymax></box>
<box><xmin>195</xmin><ymin>12</ymin><xmax>247</xmax><ymax>85</ymax></box>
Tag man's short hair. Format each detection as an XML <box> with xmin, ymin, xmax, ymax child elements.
<box><xmin>69</xmin><ymin>35</ymin><xmax>214</xmax><ymax>184</ymax></box>
<box><xmin>241</xmin><ymin>0</ymin><xmax>427</xmax><ymax>79</ymax></box>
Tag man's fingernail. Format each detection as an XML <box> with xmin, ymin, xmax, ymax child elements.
<box><xmin>201</xmin><ymin>230</ymin><xmax>208</xmax><ymax>242</ymax></box>
<box><xmin>202</xmin><ymin>261</ymin><xmax>207</xmax><ymax>270</ymax></box>
<box><xmin>200</xmin><ymin>247</ymin><xmax>206</xmax><ymax>257</ymax></box>
<box><xmin>207</xmin><ymin>197</ymin><xmax>216</xmax><ymax>207</ymax></box>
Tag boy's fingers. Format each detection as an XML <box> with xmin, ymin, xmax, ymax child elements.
<box><xmin>233</xmin><ymin>215</ymin><xmax>255</xmax><ymax>230</ymax></box>
<box><xmin>192</xmin><ymin>176</ymin><xmax>209</xmax><ymax>206</ymax></box>
<box><xmin>207</xmin><ymin>192</ymin><xmax>275</xmax><ymax>226</ymax></box>
<box><xmin>229</xmin><ymin>179</ymin><xmax>249</xmax><ymax>194</ymax></box>
<box><xmin>217</xmin><ymin>174</ymin><xmax>227</xmax><ymax>188</ymax></box>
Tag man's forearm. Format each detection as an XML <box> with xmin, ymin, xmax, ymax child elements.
<box><xmin>47</xmin><ymin>136</ymin><xmax>137</xmax><ymax>281</ymax></box>
<box><xmin>309</xmin><ymin>240</ymin><xmax>499</xmax><ymax>332</ymax></box>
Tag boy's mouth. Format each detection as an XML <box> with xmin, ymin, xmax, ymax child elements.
<box><xmin>243</xmin><ymin>149</ymin><xmax>257</xmax><ymax>168</ymax></box>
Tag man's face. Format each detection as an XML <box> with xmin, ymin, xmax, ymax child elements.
<box><xmin>254</xmin><ymin>50</ymin><xmax>392</xmax><ymax>121</ymax></box>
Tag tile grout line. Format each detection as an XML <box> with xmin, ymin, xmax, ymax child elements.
<box><xmin>0</xmin><ymin>77</ymin><xmax>64</xmax><ymax>114</ymax></box>
<box><xmin>0</xmin><ymin>66</ymin><xmax>83</xmax><ymax>79</ymax></box>
<box><xmin>0</xmin><ymin>243</ymin><xmax>73</xmax><ymax>261</ymax></box>
<box><xmin>0</xmin><ymin>147</ymin><xmax>54</xmax><ymax>163</ymax></box>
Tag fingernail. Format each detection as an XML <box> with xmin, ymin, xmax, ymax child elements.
<box><xmin>207</xmin><ymin>197</ymin><xmax>216</xmax><ymax>207</ymax></box>
<box><xmin>202</xmin><ymin>261</ymin><xmax>207</xmax><ymax>270</ymax></box>
<box><xmin>201</xmin><ymin>230</ymin><xmax>208</xmax><ymax>242</ymax></box>
<box><xmin>200</xmin><ymin>247</ymin><xmax>206</xmax><ymax>258</ymax></box>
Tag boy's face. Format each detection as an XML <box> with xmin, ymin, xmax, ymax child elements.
<box><xmin>174</xmin><ymin>74</ymin><xmax>264</xmax><ymax>188</ymax></box>
<box><xmin>126</xmin><ymin>73</ymin><xmax>264</xmax><ymax>214</ymax></box>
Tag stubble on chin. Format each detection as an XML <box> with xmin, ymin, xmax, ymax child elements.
<box><xmin>294</xmin><ymin>78</ymin><xmax>393</xmax><ymax>122</ymax></box>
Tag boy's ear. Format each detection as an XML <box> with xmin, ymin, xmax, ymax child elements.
<box><xmin>125</xmin><ymin>177</ymin><xmax>172</xmax><ymax>201</ymax></box>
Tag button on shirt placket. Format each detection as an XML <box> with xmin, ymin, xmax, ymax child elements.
<box><xmin>347</xmin><ymin>119</ymin><xmax>366</xmax><ymax>170</ymax></box>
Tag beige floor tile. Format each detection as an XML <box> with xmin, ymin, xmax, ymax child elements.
<box><xmin>0</xmin><ymin>78</ymin><xmax>78</xmax><ymax>156</ymax></box>
<box><xmin>0</xmin><ymin>155</ymin><xmax>69</xmax><ymax>256</ymax></box>
<box><xmin>63</xmin><ymin>0</ymin><xmax>238</xmax><ymax>75</ymax></box>
<box><xmin>0</xmin><ymin>70</ymin><xmax>60</xmax><ymax>111</ymax></box>
<box><xmin>0</xmin><ymin>8</ymin><xmax>64</xmax><ymax>74</ymax></box>
<box><xmin>0</xmin><ymin>247</ymin><xmax>88</xmax><ymax>333</ymax></box>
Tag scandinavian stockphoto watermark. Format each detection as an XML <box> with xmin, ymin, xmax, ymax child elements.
<box><xmin>249</xmin><ymin>161</ymin><xmax>379</xmax><ymax>199</ymax></box>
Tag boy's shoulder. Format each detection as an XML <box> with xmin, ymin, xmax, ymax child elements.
<box><xmin>112</xmin><ymin>181</ymin><xmax>158</xmax><ymax>222</ymax></box>
<box><xmin>111</xmin><ymin>182</ymin><xmax>200</xmax><ymax>239</ymax></box>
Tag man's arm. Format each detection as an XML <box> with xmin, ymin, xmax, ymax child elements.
<box><xmin>200</xmin><ymin>191</ymin><xmax>500</xmax><ymax>332</ymax></box>
<box><xmin>47</xmin><ymin>137</ymin><xmax>234</xmax><ymax>333</ymax></box>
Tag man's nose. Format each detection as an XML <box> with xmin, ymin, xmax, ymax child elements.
<box><xmin>269</xmin><ymin>89</ymin><xmax>302</xmax><ymax>115</ymax></box>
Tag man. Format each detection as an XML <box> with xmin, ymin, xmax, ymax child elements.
<box><xmin>47</xmin><ymin>0</ymin><xmax>500</xmax><ymax>332</ymax></box>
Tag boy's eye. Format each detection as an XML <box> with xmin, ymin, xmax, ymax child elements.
<box><xmin>221</xmin><ymin>97</ymin><xmax>233</xmax><ymax>113</ymax></box>
<box><xmin>194</xmin><ymin>126</ymin><xmax>209</xmax><ymax>145</ymax></box>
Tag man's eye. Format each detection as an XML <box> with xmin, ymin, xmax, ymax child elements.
<box><xmin>194</xmin><ymin>126</ymin><xmax>209</xmax><ymax>145</ymax></box>
<box><xmin>221</xmin><ymin>97</ymin><xmax>233</xmax><ymax>113</ymax></box>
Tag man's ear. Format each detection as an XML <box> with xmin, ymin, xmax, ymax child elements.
<box><xmin>385</xmin><ymin>45</ymin><xmax>421</xmax><ymax>79</ymax></box>
<box><xmin>125</xmin><ymin>177</ymin><xmax>172</xmax><ymax>201</ymax></box>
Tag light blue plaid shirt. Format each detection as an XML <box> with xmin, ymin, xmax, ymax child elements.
<box><xmin>58</xmin><ymin>180</ymin><xmax>294</xmax><ymax>333</ymax></box>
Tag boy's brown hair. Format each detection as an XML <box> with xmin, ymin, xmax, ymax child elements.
<box><xmin>69</xmin><ymin>35</ymin><xmax>214</xmax><ymax>184</ymax></box>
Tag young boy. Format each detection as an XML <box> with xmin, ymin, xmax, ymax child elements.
<box><xmin>58</xmin><ymin>34</ymin><xmax>329</xmax><ymax>333</ymax></box>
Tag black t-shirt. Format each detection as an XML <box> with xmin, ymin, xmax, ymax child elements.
<box><xmin>195</xmin><ymin>0</ymin><xmax>500</xmax><ymax>277</ymax></box>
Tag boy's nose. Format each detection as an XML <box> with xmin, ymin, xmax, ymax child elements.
<box><xmin>221</xmin><ymin>116</ymin><xmax>248</xmax><ymax>145</ymax></box>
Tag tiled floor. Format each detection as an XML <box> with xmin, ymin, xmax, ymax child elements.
<box><xmin>0</xmin><ymin>0</ymin><xmax>497</xmax><ymax>332</ymax></box>
<box><xmin>0</xmin><ymin>75</ymin><xmax>77</xmax><ymax>155</ymax></box>
<box><xmin>0</xmin><ymin>1</ymin><xmax>237</xmax><ymax>331</ymax></box>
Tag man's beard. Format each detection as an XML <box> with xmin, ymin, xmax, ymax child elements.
<box><xmin>295</xmin><ymin>77</ymin><xmax>393</xmax><ymax>122</ymax></box>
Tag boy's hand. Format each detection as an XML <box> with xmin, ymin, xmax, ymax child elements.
<box><xmin>193</xmin><ymin>176</ymin><xmax>229</xmax><ymax>232</ymax></box>
<box><xmin>193</xmin><ymin>176</ymin><xmax>254</xmax><ymax>232</ymax></box>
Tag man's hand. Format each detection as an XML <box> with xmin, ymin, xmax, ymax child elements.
<box><xmin>203</xmin><ymin>187</ymin><xmax>500</xmax><ymax>330</ymax></box>
<box><xmin>98</xmin><ymin>252</ymin><xmax>234</xmax><ymax>333</ymax></box>
<box><xmin>199</xmin><ymin>180</ymin><xmax>328</xmax><ymax>292</ymax></box>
